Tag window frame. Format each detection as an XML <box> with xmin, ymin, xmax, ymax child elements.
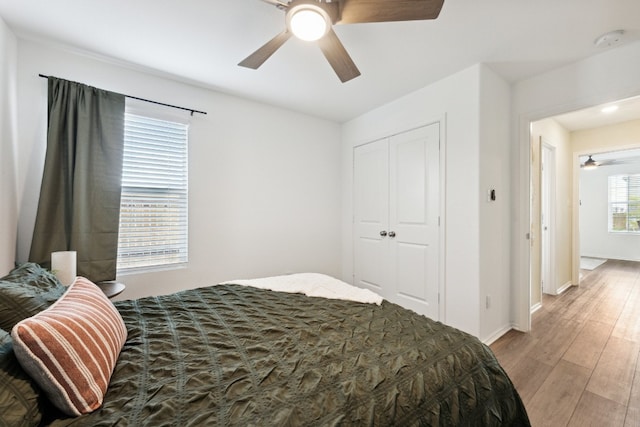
<box><xmin>607</xmin><ymin>173</ymin><xmax>640</xmax><ymax>234</ymax></box>
<box><xmin>116</xmin><ymin>101</ymin><xmax>190</xmax><ymax>274</ymax></box>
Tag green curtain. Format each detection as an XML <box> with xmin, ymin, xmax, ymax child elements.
<box><xmin>29</xmin><ymin>77</ymin><xmax>125</xmax><ymax>282</ymax></box>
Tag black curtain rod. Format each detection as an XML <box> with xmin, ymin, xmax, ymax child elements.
<box><xmin>38</xmin><ymin>74</ymin><xmax>207</xmax><ymax>116</ymax></box>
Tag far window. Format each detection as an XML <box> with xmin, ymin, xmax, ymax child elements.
<box><xmin>116</xmin><ymin>111</ymin><xmax>189</xmax><ymax>272</ymax></box>
<box><xmin>608</xmin><ymin>174</ymin><xmax>640</xmax><ymax>233</ymax></box>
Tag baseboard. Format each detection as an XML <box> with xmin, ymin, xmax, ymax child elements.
<box><xmin>582</xmin><ymin>256</ymin><xmax>640</xmax><ymax>263</ymax></box>
<box><xmin>482</xmin><ymin>324</ymin><xmax>513</xmax><ymax>346</ymax></box>
<box><xmin>530</xmin><ymin>302</ymin><xmax>542</xmax><ymax>314</ymax></box>
<box><xmin>510</xmin><ymin>323</ymin><xmax>527</xmax><ymax>333</ymax></box>
<box><xmin>557</xmin><ymin>281</ymin><xmax>573</xmax><ymax>295</ymax></box>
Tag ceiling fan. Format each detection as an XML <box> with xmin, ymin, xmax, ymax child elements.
<box><xmin>580</xmin><ymin>154</ymin><xmax>634</xmax><ymax>169</ymax></box>
<box><xmin>239</xmin><ymin>0</ymin><xmax>445</xmax><ymax>83</ymax></box>
<box><xmin>581</xmin><ymin>155</ymin><xmax>599</xmax><ymax>170</ymax></box>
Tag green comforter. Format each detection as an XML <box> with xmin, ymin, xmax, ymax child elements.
<box><xmin>48</xmin><ymin>284</ymin><xmax>530</xmax><ymax>426</ymax></box>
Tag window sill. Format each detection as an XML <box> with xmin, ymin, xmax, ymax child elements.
<box><xmin>607</xmin><ymin>231</ymin><xmax>640</xmax><ymax>235</ymax></box>
<box><xmin>117</xmin><ymin>262</ymin><xmax>188</xmax><ymax>277</ymax></box>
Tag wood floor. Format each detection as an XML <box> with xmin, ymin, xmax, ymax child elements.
<box><xmin>490</xmin><ymin>259</ymin><xmax>640</xmax><ymax>427</ymax></box>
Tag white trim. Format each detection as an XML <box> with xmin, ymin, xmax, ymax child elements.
<box><xmin>582</xmin><ymin>255</ymin><xmax>640</xmax><ymax>263</ymax></box>
<box><xmin>572</xmin><ymin>150</ymin><xmax>582</xmax><ymax>286</ymax></box>
<box><xmin>530</xmin><ymin>302</ymin><xmax>542</xmax><ymax>314</ymax></box>
<box><xmin>541</xmin><ymin>140</ymin><xmax>557</xmax><ymax>295</ymax></box>
<box><xmin>557</xmin><ymin>281</ymin><xmax>573</xmax><ymax>295</ymax></box>
<box><xmin>351</xmin><ymin>117</ymin><xmax>444</xmax><ymax>149</ymax></box>
<box><xmin>482</xmin><ymin>325</ymin><xmax>513</xmax><ymax>346</ymax></box>
<box><xmin>116</xmin><ymin>262</ymin><xmax>187</xmax><ymax>277</ymax></box>
<box><xmin>514</xmin><ymin>114</ymin><xmax>533</xmax><ymax>333</ymax></box>
<box><xmin>439</xmin><ymin>113</ymin><xmax>447</xmax><ymax>324</ymax></box>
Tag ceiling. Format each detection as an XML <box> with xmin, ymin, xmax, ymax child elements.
<box><xmin>555</xmin><ymin>95</ymin><xmax>640</xmax><ymax>132</ymax></box>
<box><xmin>0</xmin><ymin>0</ymin><xmax>639</xmax><ymax>122</ymax></box>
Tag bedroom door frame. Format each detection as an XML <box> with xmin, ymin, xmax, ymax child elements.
<box><xmin>352</xmin><ymin>119</ymin><xmax>445</xmax><ymax>322</ymax></box>
<box><xmin>516</xmin><ymin>90</ymin><xmax>640</xmax><ymax>333</ymax></box>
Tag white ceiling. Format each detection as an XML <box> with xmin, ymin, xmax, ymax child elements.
<box><xmin>1</xmin><ymin>0</ymin><xmax>640</xmax><ymax>122</ymax></box>
<box><xmin>554</xmin><ymin>95</ymin><xmax>640</xmax><ymax>132</ymax></box>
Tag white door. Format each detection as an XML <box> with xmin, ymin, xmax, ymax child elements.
<box><xmin>389</xmin><ymin>124</ymin><xmax>440</xmax><ymax>319</ymax></box>
<box><xmin>541</xmin><ymin>142</ymin><xmax>556</xmax><ymax>295</ymax></box>
<box><xmin>354</xmin><ymin>123</ymin><xmax>440</xmax><ymax>319</ymax></box>
<box><xmin>354</xmin><ymin>139</ymin><xmax>390</xmax><ymax>299</ymax></box>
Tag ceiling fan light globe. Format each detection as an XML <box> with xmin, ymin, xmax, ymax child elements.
<box><xmin>287</xmin><ymin>6</ymin><xmax>329</xmax><ymax>41</ymax></box>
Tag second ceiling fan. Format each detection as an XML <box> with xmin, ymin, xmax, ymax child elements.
<box><xmin>239</xmin><ymin>0</ymin><xmax>445</xmax><ymax>83</ymax></box>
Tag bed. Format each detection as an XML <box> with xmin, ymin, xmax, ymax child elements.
<box><xmin>1</xmin><ymin>263</ymin><xmax>530</xmax><ymax>426</ymax></box>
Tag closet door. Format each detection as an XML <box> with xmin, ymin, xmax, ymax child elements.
<box><xmin>353</xmin><ymin>139</ymin><xmax>391</xmax><ymax>299</ymax></box>
<box><xmin>389</xmin><ymin>124</ymin><xmax>440</xmax><ymax>319</ymax></box>
<box><xmin>353</xmin><ymin>123</ymin><xmax>440</xmax><ymax>320</ymax></box>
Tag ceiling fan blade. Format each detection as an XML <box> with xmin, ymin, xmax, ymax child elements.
<box><xmin>238</xmin><ymin>31</ymin><xmax>292</xmax><ymax>69</ymax></box>
<box><xmin>600</xmin><ymin>159</ymin><xmax>630</xmax><ymax>166</ymax></box>
<box><xmin>258</xmin><ymin>0</ymin><xmax>289</xmax><ymax>10</ymax></box>
<box><xmin>338</xmin><ymin>0</ymin><xmax>444</xmax><ymax>24</ymax></box>
<box><xmin>318</xmin><ymin>28</ymin><xmax>361</xmax><ymax>83</ymax></box>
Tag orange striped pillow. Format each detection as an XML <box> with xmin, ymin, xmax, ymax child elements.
<box><xmin>11</xmin><ymin>277</ymin><xmax>127</xmax><ymax>416</ymax></box>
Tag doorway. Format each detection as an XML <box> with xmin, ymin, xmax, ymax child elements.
<box><xmin>529</xmin><ymin>134</ymin><xmax>559</xmax><ymax>314</ymax></box>
<box><xmin>527</xmin><ymin>95</ymin><xmax>640</xmax><ymax>323</ymax></box>
<box><xmin>578</xmin><ymin>147</ymin><xmax>640</xmax><ymax>272</ymax></box>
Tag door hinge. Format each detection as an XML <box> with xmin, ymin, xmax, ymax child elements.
<box><xmin>438</xmin><ymin>216</ymin><xmax>441</xmax><ymax>226</ymax></box>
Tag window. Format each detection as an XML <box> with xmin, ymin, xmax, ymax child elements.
<box><xmin>608</xmin><ymin>174</ymin><xmax>640</xmax><ymax>233</ymax></box>
<box><xmin>117</xmin><ymin>110</ymin><xmax>189</xmax><ymax>272</ymax></box>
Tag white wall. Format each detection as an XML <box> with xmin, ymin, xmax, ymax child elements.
<box><xmin>0</xmin><ymin>16</ymin><xmax>18</xmax><ymax>276</ymax></box>
<box><xmin>579</xmin><ymin>161</ymin><xmax>640</xmax><ymax>261</ymax></box>
<box><xmin>342</xmin><ymin>64</ymin><xmax>512</xmax><ymax>340</ymax></box>
<box><xmin>478</xmin><ymin>66</ymin><xmax>511</xmax><ymax>342</ymax></box>
<box><xmin>512</xmin><ymin>39</ymin><xmax>640</xmax><ymax>331</ymax></box>
<box><xmin>14</xmin><ymin>39</ymin><xmax>343</xmax><ymax>300</ymax></box>
<box><xmin>572</xmin><ymin>119</ymin><xmax>640</xmax><ymax>155</ymax></box>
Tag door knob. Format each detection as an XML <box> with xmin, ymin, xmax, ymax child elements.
<box><xmin>388</xmin><ymin>231</ymin><xmax>396</xmax><ymax>238</ymax></box>
<box><xmin>380</xmin><ymin>231</ymin><xmax>387</xmax><ymax>237</ymax></box>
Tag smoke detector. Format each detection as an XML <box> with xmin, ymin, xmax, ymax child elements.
<box><xmin>594</xmin><ymin>30</ymin><xmax>625</xmax><ymax>48</ymax></box>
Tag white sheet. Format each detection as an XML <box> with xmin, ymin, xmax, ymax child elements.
<box><xmin>221</xmin><ymin>273</ymin><xmax>383</xmax><ymax>305</ymax></box>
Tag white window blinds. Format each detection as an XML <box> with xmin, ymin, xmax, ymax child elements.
<box><xmin>117</xmin><ymin>112</ymin><xmax>189</xmax><ymax>272</ymax></box>
<box><xmin>608</xmin><ymin>174</ymin><xmax>640</xmax><ymax>233</ymax></box>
